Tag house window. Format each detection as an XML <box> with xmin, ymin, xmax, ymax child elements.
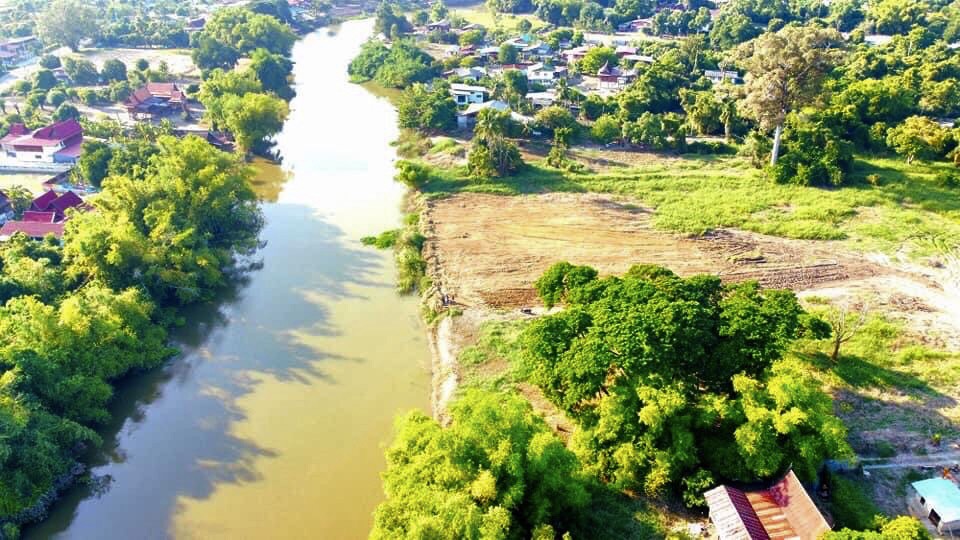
<box><xmin>930</xmin><ymin>509</ymin><xmax>942</xmax><ymax>526</ymax></box>
<box><xmin>920</xmin><ymin>497</ymin><xmax>926</xmax><ymax>505</ymax></box>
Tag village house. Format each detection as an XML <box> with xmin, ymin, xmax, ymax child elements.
<box><xmin>617</xmin><ymin>18</ymin><xmax>652</xmax><ymax>32</ymax></box>
<box><xmin>0</xmin><ymin>36</ymin><xmax>38</xmax><ymax>67</ymax></box>
<box><xmin>444</xmin><ymin>66</ymin><xmax>488</xmax><ymax>82</ymax></box>
<box><xmin>185</xmin><ymin>17</ymin><xmax>206</xmax><ymax>31</ymax></box>
<box><xmin>449</xmin><ymin>83</ymin><xmax>489</xmax><ymax>106</ymax></box>
<box><xmin>910</xmin><ymin>478</ymin><xmax>960</xmax><ymax>535</ymax></box>
<box><xmin>520</xmin><ymin>41</ymin><xmax>553</xmax><ymax>61</ymax></box>
<box><xmin>426</xmin><ymin>20</ymin><xmax>451</xmax><ymax>32</ymax></box>
<box><xmin>562</xmin><ymin>45</ymin><xmax>592</xmax><ymax>65</ymax></box>
<box><xmin>615</xmin><ymin>45</ymin><xmax>638</xmax><ymax>58</ymax></box>
<box><xmin>456</xmin><ymin>100</ymin><xmax>533</xmax><ymax>129</ymax></box>
<box><xmin>704</xmin><ymin>69</ymin><xmax>742</xmax><ymax>85</ymax></box>
<box><xmin>0</xmin><ymin>189</ymin><xmax>86</xmax><ymax>241</ymax></box>
<box><xmin>525</xmin><ymin>90</ymin><xmax>557</xmax><ymax>108</ymax></box>
<box><xmin>622</xmin><ymin>53</ymin><xmax>655</xmax><ymax>64</ymax></box>
<box><xmin>526</xmin><ymin>63</ymin><xmax>567</xmax><ymax>86</ymax></box>
<box><xmin>596</xmin><ymin>61</ymin><xmax>637</xmax><ymax>90</ymax></box>
<box><xmin>124</xmin><ymin>82</ymin><xmax>188</xmax><ymax>121</ymax></box>
<box><xmin>0</xmin><ymin>119</ymin><xmax>83</xmax><ymax>166</ymax></box>
<box><xmin>704</xmin><ymin>471</ymin><xmax>831</xmax><ymax>540</ymax></box>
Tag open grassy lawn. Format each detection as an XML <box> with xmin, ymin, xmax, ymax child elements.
<box><xmin>419</xmin><ymin>151</ymin><xmax>960</xmax><ymax>258</ymax></box>
<box><xmin>453</xmin><ymin>5</ymin><xmax>548</xmax><ymax>32</ymax></box>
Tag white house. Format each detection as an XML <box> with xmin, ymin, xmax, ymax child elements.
<box><xmin>911</xmin><ymin>479</ymin><xmax>960</xmax><ymax>535</ymax></box>
<box><xmin>526</xmin><ymin>63</ymin><xmax>568</xmax><ymax>86</ymax></box>
<box><xmin>704</xmin><ymin>69</ymin><xmax>742</xmax><ymax>85</ymax></box>
<box><xmin>0</xmin><ymin>119</ymin><xmax>83</xmax><ymax>166</ymax></box>
<box><xmin>445</xmin><ymin>66</ymin><xmax>488</xmax><ymax>82</ymax></box>
<box><xmin>449</xmin><ymin>83</ymin><xmax>489</xmax><ymax>106</ymax></box>
<box><xmin>457</xmin><ymin>100</ymin><xmax>533</xmax><ymax>129</ymax></box>
<box><xmin>526</xmin><ymin>90</ymin><xmax>557</xmax><ymax>108</ymax></box>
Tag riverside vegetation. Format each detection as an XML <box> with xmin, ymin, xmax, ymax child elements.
<box><xmin>0</xmin><ymin>3</ymin><xmax>301</xmax><ymax>536</ymax></box>
<box><xmin>352</xmin><ymin>0</ymin><xmax>960</xmax><ymax>537</ymax></box>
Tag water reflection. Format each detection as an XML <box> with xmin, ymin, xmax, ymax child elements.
<box><xmin>26</xmin><ymin>19</ymin><xmax>430</xmax><ymax>540</ymax></box>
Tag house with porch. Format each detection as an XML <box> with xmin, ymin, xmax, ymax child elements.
<box><xmin>124</xmin><ymin>82</ymin><xmax>187</xmax><ymax>120</ymax></box>
<box><xmin>456</xmin><ymin>100</ymin><xmax>533</xmax><ymax>129</ymax></box>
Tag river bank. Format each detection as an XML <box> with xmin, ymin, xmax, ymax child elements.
<box><xmin>23</xmin><ymin>20</ymin><xmax>431</xmax><ymax>540</ymax></box>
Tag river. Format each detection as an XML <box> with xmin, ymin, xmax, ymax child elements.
<box><xmin>25</xmin><ymin>19</ymin><xmax>430</xmax><ymax>540</ymax></box>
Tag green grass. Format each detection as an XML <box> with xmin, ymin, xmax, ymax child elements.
<box><xmin>416</xmin><ymin>152</ymin><xmax>960</xmax><ymax>257</ymax></box>
<box><xmin>453</xmin><ymin>5</ymin><xmax>547</xmax><ymax>32</ymax></box>
<box><xmin>456</xmin><ymin>319</ymin><xmax>529</xmax><ymax>393</ymax></box>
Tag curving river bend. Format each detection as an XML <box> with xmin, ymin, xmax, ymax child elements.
<box><xmin>26</xmin><ymin>20</ymin><xmax>430</xmax><ymax>540</ymax></box>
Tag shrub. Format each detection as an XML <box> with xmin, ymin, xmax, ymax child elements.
<box><xmin>685</xmin><ymin>140</ymin><xmax>736</xmax><ymax>155</ymax></box>
<box><xmin>394</xmin><ymin>160</ymin><xmax>431</xmax><ymax>188</ymax></box>
<box><xmin>590</xmin><ymin>114</ymin><xmax>621</xmax><ymax>144</ymax></box>
<box><xmin>830</xmin><ymin>475</ymin><xmax>884</xmax><ymax>530</ymax></box>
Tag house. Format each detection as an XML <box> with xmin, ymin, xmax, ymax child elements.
<box><xmin>617</xmin><ymin>18</ymin><xmax>652</xmax><ymax>32</ymax></box>
<box><xmin>124</xmin><ymin>82</ymin><xmax>187</xmax><ymax>120</ymax></box>
<box><xmin>445</xmin><ymin>66</ymin><xmax>487</xmax><ymax>82</ymax></box>
<box><xmin>449</xmin><ymin>83</ymin><xmax>489</xmax><ymax>106</ymax></box>
<box><xmin>426</xmin><ymin>20</ymin><xmax>451</xmax><ymax>32</ymax></box>
<box><xmin>615</xmin><ymin>45</ymin><xmax>637</xmax><ymax>57</ymax></box>
<box><xmin>596</xmin><ymin>62</ymin><xmax>637</xmax><ymax>90</ymax></box>
<box><xmin>704</xmin><ymin>471</ymin><xmax>830</xmax><ymax>540</ymax></box>
<box><xmin>0</xmin><ymin>36</ymin><xmax>38</xmax><ymax>65</ymax></box>
<box><xmin>910</xmin><ymin>478</ymin><xmax>960</xmax><ymax>535</ymax></box>
<box><xmin>704</xmin><ymin>69</ymin><xmax>742</xmax><ymax>85</ymax></box>
<box><xmin>521</xmin><ymin>41</ymin><xmax>553</xmax><ymax>61</ymax></box>
<box><xmin>864</xmin><ymin>34</ymin><xmax>893</xmax><ymax>47</ymax></box>
<box><xmin>526</xmin><ymin>63</ymin><xmax>567</xmax><ymax>86</ymax></box>
<box><xmin>456</xmin><ymin>100</ymin><xmax>533</xmax><ymax>129</ymax></box>
<box><xmin>30</xmin><ymin>190</ymin><xmax>83</xmax><ymax>221</ymax></box>
<box><xmin>478</xmin><ymin>46</ymin><xmax>501</xmax><ymax>59</ymax></box>
<box><xmin>526</xmin><ymin>90</ymin><xmax>557</xmax><ymax>108</ymax></box>
<box><xmin>622</xmin><ymin>54</ymin><xmax>655</xmax><ymax>64</ymax></box>
<box><xmin>0</xmin><ymin>220</ymin><xmax>65</xmax><ymax>240</ymax></box>
<box><xmin>562</xmin><ymin>45</ymin><xmax>592</xmax><ymax>64</ymax></box>
<box><xmin>0</xmin><ymin>119</ymin><xmax>84</xmax><ymax>165</ymax></box>
<box><xmin>186</xmin><ymin>17</ymin><xmax>206</xmax><ymax>31</ymax></box>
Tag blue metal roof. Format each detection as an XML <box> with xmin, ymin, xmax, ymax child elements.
<box><xmin>913</xmin><ymin>478</ymin><xmax>960</xmax><ymax>523</ymax></box>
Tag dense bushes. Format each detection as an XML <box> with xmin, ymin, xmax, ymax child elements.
<box><xmin>348</xmin><ymin>40</ymin><xmax>437</xmax><ymax>88</ymax></box>
<box><xmin>520</xmin><ymin>263</ymin><xmax>851</xmax><ymax>502</ymax></box>
<box><xmin>770</xmin><ymin>116</ymin><xmax>855</xmax><ymax>187</ymax></box>
<box><xmin>371</xmin><ymin>390</ymin><xmax>590</xmax><ymax>539</ymax></box>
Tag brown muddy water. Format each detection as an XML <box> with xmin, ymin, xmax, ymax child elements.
<box><xmin>25</xmin><ymin>19</ymin><xmax>430</xmax><ymax>540</ymax></box>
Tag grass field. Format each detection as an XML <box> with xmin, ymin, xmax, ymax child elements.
<box><xmin>452</xmin><ymin>5</ymin><xmax>548</xmax><ymax>32</ymax></box>
<box><xmin>417</xmin><ymin>151</ymin><xmax>960</xmax><ymax>259</ymax></box>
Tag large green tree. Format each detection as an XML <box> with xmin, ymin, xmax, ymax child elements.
<box><xmin>37</xmin><ymin>0</ymin><xmax>99</xmax><ymax>51</ymax></box>
<box><xmin>519</xmin><ymin>263</ymin><xmax>850</xmax><ymax>502</ymax></box>
<box><xmin>371</xmin><ymin>390</ymin><xmax>590</xmax><ymax>539</ymax></box>
<box><xmin>734</xmin><ymin>26</ymin><xmax>844</xmax><ymax>165</ymax></box>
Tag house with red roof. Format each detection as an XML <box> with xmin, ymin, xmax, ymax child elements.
<box><xmin>0</xmin><ymin>190</ymin><xmax>86</xmax><ymax>242</ymax></box>
<box><xmin>29</xmin><ymin>190</ymin><xmax>84</xmax><ymax>222</ymax></box>
<box><xmin>124</xmin><ymin>83</ymin><xmax>187</xmax><ymax>120</ymax></box>
<box><xmin>704</xmin><ymin>470</ymin><xmax>831</xmax><ymax>540</ymax></box>
<box><xmin>0</xmin><ymin>119</ymin><xmax>84</xmax><ymax>165</ymax></box>
<box><xmin>0</xmin><ymin>220</ymin><xmax>65</xmax><ymax>240</ymax></box>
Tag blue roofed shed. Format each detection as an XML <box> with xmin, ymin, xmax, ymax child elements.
<box><xmin>911</xmin><ymin>478</ymin><xmax>960</xmax><ymax>534</ymax></box>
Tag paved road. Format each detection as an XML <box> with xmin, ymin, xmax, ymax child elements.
<box><xmin>861</xmin><ymin>451</ymin><xmax>960</xmax><ymax>470</ymax></box>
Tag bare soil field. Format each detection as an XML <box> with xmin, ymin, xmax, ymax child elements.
<box><xmin>424</xmin><ymin>192</ymin><xmax>887</xmax><ymax>309</ymax></box>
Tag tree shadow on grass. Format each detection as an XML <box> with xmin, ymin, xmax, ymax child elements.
<box><xmin>849</xmin><ymin>159</ymin><xmax>960</xmax><ymax>215</ymax></box>
<box><xmin>800</xmin><ymin>351</ymin><xmax>960</xmax><ymax>455</ymax></box>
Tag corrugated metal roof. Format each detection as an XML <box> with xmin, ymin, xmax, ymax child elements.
<box><xmin>706</xmin><ymin>471</ymin><xmax>829</xmax><ymax>540</ymax></box>
<box><xmin>913</xmin><ymin>478</ymin><xmax>960</xmax><ymax>523</ymax></box>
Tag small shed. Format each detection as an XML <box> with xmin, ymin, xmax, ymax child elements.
<box><xmin>911</xmin><ymin>478</ymin><xmax>960</xmax><ymax>534</ymax></box>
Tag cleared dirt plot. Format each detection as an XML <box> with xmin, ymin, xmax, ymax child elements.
<box><xmin>424</xmin><ymin>192</ymin><xmax>884</xmax><ymax>308</ymax></box>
